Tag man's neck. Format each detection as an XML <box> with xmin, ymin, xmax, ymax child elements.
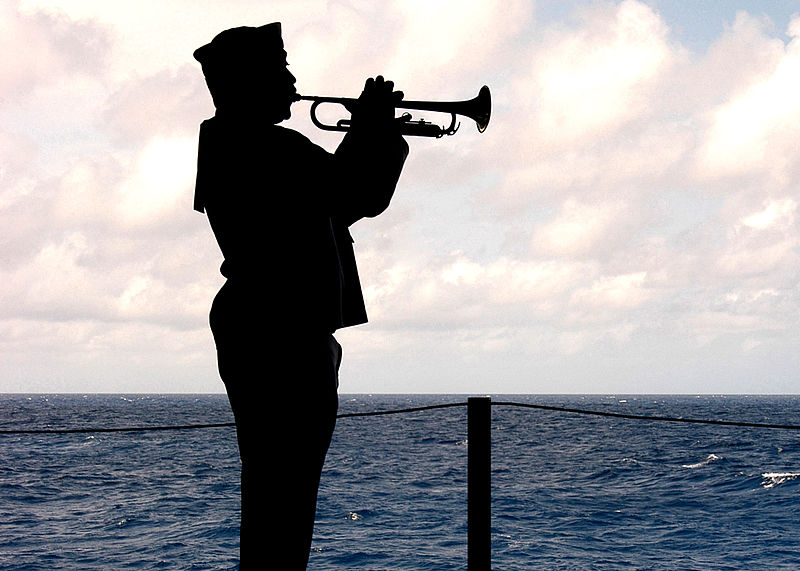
<box><xmin>214</xmin><ymin>107</ymin><xmax>285</xmax><ymax>124</ymax></box>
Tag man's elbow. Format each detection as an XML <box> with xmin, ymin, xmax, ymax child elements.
<box><xmin>361</xmin><ymin>194</ymin><xmax>393</xmax><ymax>218</ymax></box>
<box><xmin>353</xmin><ymin>139</ymin><xmax>409</xmax><ymax>219</ymax></box>
<box><xmin>362</xmin><ymin>165</ymin><xmax>406</xmax><ymax>218</ymax></box>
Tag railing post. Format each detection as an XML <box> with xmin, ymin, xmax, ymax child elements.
<box><xmin>468</xmin><ymin>396</ymin><xmax>491</xmax><ymax>570</ymax></box>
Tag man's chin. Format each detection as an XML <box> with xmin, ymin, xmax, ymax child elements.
<box><xmin>266</xmin><ymin>107</ymin><xmax>291</xmax><ymax>124</ymax></box>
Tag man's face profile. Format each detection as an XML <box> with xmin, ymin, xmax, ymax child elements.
<box><xmin>195</xmin><ymin>23</ymin><xmax>295</xmax><ymax>123</ymax></box>
<box><xmin>266</xmin><ymin>62</ymin><xmax>297</xmax><ymax>122</ymax></box>
<box><xmin>220</xmin><ymin>57</ymin><xmax>295</xmax><ymax>123</ymax></box>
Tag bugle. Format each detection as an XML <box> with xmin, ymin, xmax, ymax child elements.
<box><xmin>294</xmin><ymin>85</ymin><xmax>491</xmax><ymax>138</ymax></box>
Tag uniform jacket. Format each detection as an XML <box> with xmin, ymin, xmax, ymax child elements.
<box><xmin>194</xmin><ymin>115</ymin><xmax>408</xmax><ymax>332</ymax></box>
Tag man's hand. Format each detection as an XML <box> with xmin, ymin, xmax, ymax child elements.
<box><xmin>349</xmin><ymin>75</ymin><xmax>406</xmax><ymax>132</ymax></box>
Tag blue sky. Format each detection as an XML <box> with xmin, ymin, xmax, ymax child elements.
<box><xmin>2</xmin><ymin>1</ymin><xmax>799</xmax><ymax>393</ymax></box>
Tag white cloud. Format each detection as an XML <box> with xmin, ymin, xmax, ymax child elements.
<box><xmin>386</xmin><ymin>0</ymin><xmax>532</xmax><ymax>91</ymax></box>
<box><xmin>360</xmin><ymin>251</ymin><xmax>596</xmax><ymax>330</ymax></box>
<box><xmin>102</xmin><ymin>66</ymin><xmax>210</xmax><ymax>145</ymax></box>
<box><xmin>570</xmin><ymin>271</ymin><xmax>649</xmax><ymax>309</ymax></box>
<box><xmin>696</xmin><ymin>15</ymin><xmax>800</xmax><ymax>181</ymax></box>
<box><xmin>530</xmin><ymin>199</ymin><xmax>630</xmax><ymax>257</ymax></box>
<box><xmin>518</xmin><ymin>0</ymin><xmax>675</xmax><ymax>146</ymax></box>
<box><xmin>486</xmin><ymin>1</ymin><xmax>690</xmax><ymax>213</ymax></box>
<box><xmin>0</xmin><ymin>1</ymin><xmax>110</xmax><ymax>100</ymax></box>
<box><xmin>115</xmin><ymin>136</ymin><xmax>197</xmax><ymax>228</ymax></box>
<box><xmin>741</xmin><ymin>198</ymin><xmax>796</xmax><ymax>230</ymax></box>
<box><xmin>3</xmin><ymin>1</ymin><xmax>800</xmax><ymax>393</ymax></box>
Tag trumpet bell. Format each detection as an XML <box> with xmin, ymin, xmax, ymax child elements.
<box><xmin>472</xmin><ymin>85</ymin><xmax>491</xmax><ymax>133</ymax></box>
<box><xmin>399</xmin><ymin>85</ymin><xmax>491</xmax><ymax>135</ymax></box>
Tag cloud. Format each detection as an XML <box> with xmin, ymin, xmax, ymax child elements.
<box><xmin>529</xmin><ymin>198</ymin><xmax>631</xmax><ymax>257</ymax></box>
<box><xmin>102</xmin><ymin>66</ymin><xmax>210</xmax><ymax>146</ymax></box>
<box><xmin>114</xmin><ymin>136</ymin><xmax>198</xmax><ymax>228</ymax></box>
<box><xmin>516</xmin><ymin>0</ymin><xmax>676</xmax><ymax>147</ymax></box>
<box><xmin>386</xmin><ymin>0</ymin><xmax>532</xmax><ymax>91</ymax></box>
<box><xmin>359</xmin><ymin>251</ymin><xmax>596</xmax><ymax>330</ymax></box>
<box><xmin>487</xmin><ymin>1</ymin><xmax>688</xmax><ymax>213</ymax></box>
<box><xmin>741</xmin><ymin>198</ymin><xmax>796</xmax><ymax>230</ymax></box>
<box><xmin>3</xmin><ymin>1</ymin><xmax>800</xmax><ymax>392</ymax></box>
<box><xmin>1</xmin><ymin>3</ymin><xmax>108</xmax><ymax>99</ymax></box>
<box><xmin>570</xmin><ymin>271</ymin><xmax>649</xmax><ymax>310</ymax></box>
<box><xmin>696</xmin><ymin>22</ymin><xmax>800</xmax><ymax>182</ymax></box>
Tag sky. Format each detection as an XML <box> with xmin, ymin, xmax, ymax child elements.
<box><xmin>2</xmin><ymin>0</ymin><xmax>799</xmax><ymax>394</ymax></box>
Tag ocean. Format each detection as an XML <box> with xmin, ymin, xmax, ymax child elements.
<box><xmin>1</xmin><ymin>394</ymin><xmax>800</xmax><ymax>569</ymax></box>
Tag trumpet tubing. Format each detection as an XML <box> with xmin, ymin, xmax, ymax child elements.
<box><xmin>295</xmin><ymin>85</ymin><xmax>491</xmax><ymax>138</ymax></box>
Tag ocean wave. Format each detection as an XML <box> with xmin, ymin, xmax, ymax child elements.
<box><xmin>761</xmin><ymin>472</ymin><xmax>800</xmax><ymax>489</ymax></box>
<box><xmin>681</xmin><ymin>453</ymin><xmax>722</xmax><ymax>469</ymax></box>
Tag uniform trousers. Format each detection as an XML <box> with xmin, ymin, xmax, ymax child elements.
<box><xmin>211</xmin><ymin>281</ymin><xmax>340</xmax><ymax>569</ymax></box>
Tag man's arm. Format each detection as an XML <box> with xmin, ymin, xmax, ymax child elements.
<box><xmin>331</xmin><ymin>76</ymin><xmax>409</xmax><ymax>226</ymax></box>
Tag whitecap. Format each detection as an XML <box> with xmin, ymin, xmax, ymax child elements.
<box><xmin>682</xmin><ymin>453</ymin><xmax>722</xmax><ymax>469</ymax></box>
<box><xmin>761</xmin><ymin>472</ymin><xmax>800</xmax><ymax>489</ymax></box>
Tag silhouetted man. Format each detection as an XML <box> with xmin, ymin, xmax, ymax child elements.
<box><xmin>192</xmin><ymin>23</ymin><xmax>408</xmax><ymax>569</ymax></box>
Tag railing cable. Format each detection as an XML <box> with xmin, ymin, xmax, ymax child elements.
<box><xmin>0</xmin><ymin>422</ymin><xmax>236</xmax><ymax>435</ymax></box>
<box><xmin>0</xmin><ymin>403</ymin><xmax>467</xmax><ymax>435</ymax></box>
<box><xmin>2</xmin><ymin>399</ymin><xmax>800</xmax><ymax>434</ymax></box>
<box><xmin>492</xmin><ymin>401</ymin><xmax>800</xmax><ymax>430</ymax></box>
<box><xmin>336</xmin><ymin>401</ymin><xmax>467</xmax><ymax>418</ymax></box>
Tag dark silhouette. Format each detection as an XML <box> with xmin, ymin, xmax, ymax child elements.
<box><xmin>192</xmin><ymin>23</ymin><xmax>408</xmax><ymax>569</ymax></box>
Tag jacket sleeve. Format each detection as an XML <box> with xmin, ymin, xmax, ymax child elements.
<box><xmin>331</xmin><ymin>128</ymin><xmax>409</xmax><ymax>226</ymax></box>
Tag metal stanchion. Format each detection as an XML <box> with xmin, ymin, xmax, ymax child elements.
<box><xmin>468</xmin><ymin>396</ymin><xmax>491</xmax><ymax>570</ymax></box>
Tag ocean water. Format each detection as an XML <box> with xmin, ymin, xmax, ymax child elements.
<box><xmin>2</xmin><ymin>394</ymin><xmax>800</xmax><ymax>570</ymax></box>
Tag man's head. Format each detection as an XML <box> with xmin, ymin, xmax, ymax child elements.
<box><xmin>194</xmin><ymin>23</ymin><xmax>296</xmax><ymax>122</ymax></box>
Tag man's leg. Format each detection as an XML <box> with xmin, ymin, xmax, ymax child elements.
<box><xmin>220</xmin><ymin>334</ymin><xmax>339</xmax><ymax>569</ymax></box>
